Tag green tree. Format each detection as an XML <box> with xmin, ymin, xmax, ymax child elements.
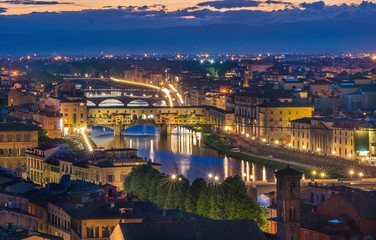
<box><xmin>185</xmin><ymin>178</ymin><xmax>206</xmax><ymax>213</ymax></box>
<box><xmin>208</xmin><ymin>185</ymin><xmax>226</xmax><ymax>219</ymax></box>
<box><xmin>196</xmin><ymin>184</ymin><xmax>212</xmax><ymax>216</ymax></box>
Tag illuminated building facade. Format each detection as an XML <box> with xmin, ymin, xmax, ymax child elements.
<box><xmin>0</xmin><ymin>123</ymin><xmax>39</xmax><ymax>171</ymax></box>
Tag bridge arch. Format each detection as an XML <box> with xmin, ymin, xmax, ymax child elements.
<box><xmin>147</xmin><ymin>114</ymin><xmax>154</xmax><ymax>120</ymax></box>
<box><xmin>87</xmin><ymin>100</ymin><xmax>96</xmax><ymax>107</ymax></box>
<box><xmin>98</xmin><ymin>99</ymin><xmax>125</xmax><ymax>107</ymax></box>
<box><xmin>127</xmin><ymin>100</ymin><xmax>150</xmax><ymax>107</ymax></box>
<box><xmin>124</xmin><ymin>124</ymin><xmax>161</xmax><ymax>135</ymax></box>
<box><xmin>152</xmin><ymin>100</ymin><xmax>167</xmax><ymax>107</ymax></box>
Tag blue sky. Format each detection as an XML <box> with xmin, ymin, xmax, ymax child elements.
<box><xmin>0</xmin><ymin>0</ymin><xmax>376</xmax><ymax>54</ymax></box>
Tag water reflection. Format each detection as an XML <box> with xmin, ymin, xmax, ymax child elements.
<box><xmin>89</xmin><ymin>126</ymin><xmax>276</xmax><ymax>182</ymax></box>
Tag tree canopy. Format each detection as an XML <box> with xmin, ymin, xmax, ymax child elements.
<box><xmin>123</xmin><ymin>165</ymin><xmax>268</xmax><ymax>231</ymax></box>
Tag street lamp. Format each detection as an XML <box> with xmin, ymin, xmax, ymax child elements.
<box><xmin>349</xmin><ymin>169</ymin><xmax>355</xmax><ymax>176</ymax></box>
<box><xmin>208</xmin><ymin>173</ymin><xmax>213</xmax><ymax>179</ymax></box>
<box><xmin>320</xmin><ymin>172</ymin><xmax>326</xmax><ymax>178</ymax></box>
<box><xmin>214</xmin><ymin>176</ymin><xmax>219</xmax><ymax>181</ymax></box>
<box><xmin>359</xmin><ymin>172</ymin><xmax>364</xmax><ymax>178</ymax></box>
<box><xmin>171</xmin><ymin>174</ymin><xmax>177</xmax><ymax>180</ymax></box>
<box><xmin>312</xmin><ymin>170</ymin><xmax>317</xmax><ymax>177</ymax></box>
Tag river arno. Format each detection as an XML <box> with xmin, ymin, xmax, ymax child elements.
<box><xmin>90</xmin><ymin>125</ymin><xmax>277</xmax><ymax>184</ymax></box>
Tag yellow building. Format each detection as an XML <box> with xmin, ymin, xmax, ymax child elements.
<box><xmin>25</xmin><ymin>145</ymin><xmax>60</xmax><ymax>185</ymax></box>
<box><xmin>0</xmin><ymin>123</ymin><xmax>39</xmax><ymax>171</ymax></box>
<box><xmin>61</xmin><ymin>96</ymin><xmax>87</xmax><ymax>135</ymax></box>
<box><xmin>256</xmin><ymin>102</ymin><xmax>313</xmax><ymax>144</ymax></box>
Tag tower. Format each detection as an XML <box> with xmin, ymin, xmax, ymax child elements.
<box><xmin>274</xmin><ymin>167</ymin><xmax>302</xmax><ymax>240</ymax></box>
<box><xmin>243</xmin><ymin>62</ymin><xmax>252</xmax><ymax>87</ymax></box>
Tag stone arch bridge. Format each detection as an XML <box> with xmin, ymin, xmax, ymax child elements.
<box><xmin>87</xmin><ymin>106</ymin><xmax>235</xmax><ymax>136</ymax></box>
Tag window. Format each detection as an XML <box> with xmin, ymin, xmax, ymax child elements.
<box><xmin>7</xmin><ymin>135</ymin><xmax>12</xmax><ymax>142</ymax></box>
<box><xmin>304</xmin><ymin>231</ymin><xmax>309</xmax><ymax>240</ymax></box>
<box><xmin>314</xmin><ymin>234</ymin><xmax>319</xmax><ymax>240</ymax></box>
<box><xmin>108</xmin><ymin>175</ymin><xmax>114</xmax><ymax>182</ymax></box>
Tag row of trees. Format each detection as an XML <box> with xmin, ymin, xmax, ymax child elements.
<box><xmin>123</xmin><ymin>165</ymin><xmax>268</xmax><ymax>230</ymax></box>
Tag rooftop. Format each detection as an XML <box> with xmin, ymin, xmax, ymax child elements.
<box><xmin>0</xmin><ymin>123</ymin><xmax>41</xmax><ymax>132</ymax></box>
<box><xmin>117</xmin><ymin>219</ymin><xmax>267</xmax><ymax>240</ymax></box>
<box><xmin>257</xmin><ymin>101</ymin><xmax>313</xmax><ymax>108</ymax></box>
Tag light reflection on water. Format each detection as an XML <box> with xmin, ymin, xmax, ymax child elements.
<box><xmin>89</xmin><ymin>126</ymin><xmax>276</xmax><ymax>182</ymax></box>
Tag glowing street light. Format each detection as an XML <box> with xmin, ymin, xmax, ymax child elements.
<box><xmin>349</xmin><ymin>169</ymin><xmax>355</xmax><ymax>176</ymax></box>
<box><xmin>214</xmin><ymin>176</ymin><xmax>219</xmax><ymax>181</ymax></box>
<box><xmin>262</xmin><ymin>138</ymin><xmax>267</xmax><ymax>142</ymax></box>
<box><xmin>171</xmin><ymin>174</ymin><xmax>177</xmax><ymax>180</ymax></box>
<box><xmin>312</xmin><ymin>170</ymin><xmax>317</xmax><ymax>176</ymax></box>
<box><xmin>359</xmin><ymin>172</ymin><xmax>364</xmax><ymax>178</ymax></box>
<box><xmin>275</xmin><ymin>140</ymin><xmax>279</xmax><ymax>144</ymax></box>
<box><xmin>320</xmin><ymin>172</ymin><xmax>326</xmax><ymax>178</ymax></box>
<box><xmin>208</xmin><ymin>173</ymin><xmax>213</xmax><ymax>179</ymax></box>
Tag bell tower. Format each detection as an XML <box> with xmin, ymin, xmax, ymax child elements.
<box><xmin>274</xmin><ymin>166</ymin><xmax>302</xmax><ymax>240</ymax></box>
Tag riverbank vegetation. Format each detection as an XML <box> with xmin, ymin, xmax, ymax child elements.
<box><xmin>123</xmin><ymin>165</ymin><xmax>268</xmax><ymax>231</ymax></box>
<box><xmin>203</xmin><ymin>132</ymin><xmax>309</xmax><ymax>174</ymax></box>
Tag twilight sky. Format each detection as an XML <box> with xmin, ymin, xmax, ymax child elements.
<box><xmin>0</xmin><ymin>0</ymin><xmax>376</xmax><ymax>54</ymax></box>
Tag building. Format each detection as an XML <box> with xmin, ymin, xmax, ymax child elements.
<box><xmin>61</xmin><ymin>99</ymin><xmax>87</xmax><ymax>135</ymax></box>
<box><xmin>234</xmin><ymin>90</ymin><xmax>295</xmax><ymax>138</ymax></box>
<box><xmin>33</xmin><ymin>111</ymin><xmax>62</xmax><ymax>139</ymax></box>
<box><xmin>290</xmin><ymin>117</ymin><xmax>376</xmax><ymax>160</ymax></box>
<box><xmin>256</xmin><ymin>102</ymin><xmax>313</xmax><ymax>144</ymax></box>
<box><xmin>25</xmin><ymin>145</ymin><xmax>60</xmax><ymax>185</ymax></box>
<box><xmin>8</xmin><ymin>90</ymin><xmax>38</xmax><ymax>107</ymax></box>
<box><xmin>279</xmin><ymin>79</ymin><xmax>305</xmax><ymax>91</ymax></box>
<box><xmin>26</xmin><ymin>148</ymin><xmax>161</xmax><ymax>189</ymax></box>
<box><xmin>0</xmin><ymin>123</ymin><xmax>39</xmax><ymax>171</ymax></box>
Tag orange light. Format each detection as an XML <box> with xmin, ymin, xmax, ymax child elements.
<box><xmin>373</xmin><ymin>55</ymin><xmax>376</xmax><ymax>60</ymax></box>
<box><xmin>12</xmin><ymin>71</ymin><xmax>18</xmax><ymax>76</ymax></box>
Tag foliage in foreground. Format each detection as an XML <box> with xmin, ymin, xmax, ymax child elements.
<box><xmin>123</xmin><ymin>165</ymin><xmax>268</xmax><ymax>230</ymax></box>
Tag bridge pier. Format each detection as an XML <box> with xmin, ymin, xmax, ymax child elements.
<box><xmin>160</xmin><ymin>125</ymin><xmax>171</xmax><ymax>135</ymax></box>
<box><xmin>113</xmin><ymin>124</ymin><xmax>125</xmax><ymax>136</ymax></box>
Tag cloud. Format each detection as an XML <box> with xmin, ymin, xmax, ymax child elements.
<box><xmin>300</xmin><ymin>1</ymin><xmax>325</xmax><ymax>10</ymax></box>
<box><xmin>197</xmin><ymin>0</ymin><xmax>260</xmax><ymax>9</ymax></box>
<box><xmin>0</xmin><ymin>7</ymin><xmax>7</xmax><ymax>13</ymax></box>
<box><xmin>1</xmin><ymin>0</ymin><xmax>72</xmax><ymax>5</ymax></box>
<box><xmin>0</xmin><ymin>1</ymin><xmax>376</xmax><ymax>53</ymax></box>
